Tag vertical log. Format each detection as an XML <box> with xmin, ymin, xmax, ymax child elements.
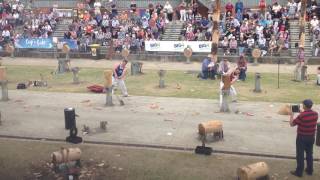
<box><xmin>299</xmin><ymin>0</ymin><xmax>307</xmax><ymax>48</ymax></box>
<box><xmin>211</xmin><ymin>0</ymin><xmax>221</xmax><ymax>56</ymax></box>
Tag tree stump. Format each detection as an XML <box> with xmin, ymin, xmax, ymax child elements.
<box><xmin>220</xmin><ymin>90</ymin><xmax>230</xmax><ymax>112</ymax></box>
<box><xmin>104</xmin><ymin>70</ymin><xmax>113</xmax><ymax>106</ymax></box>
<box><xmin>57</xmin><ymin>58</ymin><xmax>69</xmax><ymax>74</ymax></box>
<box><xmin>158</xmin><ymin>69</ymin><xmax>166</xmax><ymax>88</ymax></box>
<box><xmin>71</xmin><ymin>67</ymin><xmax>80</xmax><ymax>84</ymax></box>
<box><xmin>131</xmin><ymin>61</ymin><xmax>143</xmax><ymax>75</ymax></box>
<box><xmin>253</xmin><ymin>73</ymin><xmax>262</xmax><ymax>93</ymax></box>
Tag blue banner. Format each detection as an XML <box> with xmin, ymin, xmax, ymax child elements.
<box><xmin>59</xmin><ymin>39</ymin><xmax>78</xmax><ymax>50</ymax></box>
<box><xmin>15</xmin><ymin>38</ymin><xmax>53</xmax><ymax>49</ymax></box>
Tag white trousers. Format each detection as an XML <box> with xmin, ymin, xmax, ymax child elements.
<box><xmin>180</xmin><ymin>9</ymin><xmax>186</xmax><ymax>21</ymax></box>
<box><xmin>112</xmin><ymin>77</ymin><xmax>128</xmax><ymax>96</ymax></box>
<box><xmin>219</xmin><ymin>81</ymin><xmax>237</xmax><ymax>106</ymax></box>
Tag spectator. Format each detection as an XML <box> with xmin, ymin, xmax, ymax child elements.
<box><xmin>287</xmin><ymin>0</ymin><xmax>297</xmax><ymax>19</ymax></box>
<box><xmin>272</xmin><ymin>2</ymin><xmax>282</xmax><ymax>19</ymax></box>
<box><xmin>229</xmin><ymin>36</ymin><xmax>237</xmax><ymax>55</ymax></box>
<box><xmin>221</xmin><ymin>36</ymin><xmax>229</xmax><ymax>55</ymax></box>
<box><xmin>164</xmin><ymin>1</ymin><xmax>173</xmax><ymax>22</ymax></box>
<box><xmin>235</xmin><ymin>0</ymin><xmax>244</xmax><ymax>14</ymax></box>
<box><xmin>237</xmin><ymin>55</ymin><xmax>247</xmax><ymax>81</ymax></box>
<box><xmin>198</xmin><ymin>54</ymin><xmax>216</xmax><ymax>80</ymax></box>
<box><xmin>225</xmin><ymin>1</ymin><xmax>234</xmax><ymax>15</ymax></box>
<box><xmin>218</xmin><ymin>59</ymin><xmax>231</xmax><ymax>75</ymax></box>
<box><xmin>238</xmin><ymin>37</ymin><xmax>246</xmax><ymax>55</ymax></box>
<box><xmin>258</xmin><ymin>35</ymin><xmax>267</xmax><ymax>56</ymax></box>
<box><xmin>310</xmin><ymin>16</ymin><xmax>319</xmax><ymax>33</ymax></box>
<box><xmin>269</xmin><ymin>35</ymin><xmax>278</xmax><ymax>56</ymax></box>
<box><xmin>179</xmin><ymin>2</ymin><xmax>186</xmax><ymax>21</ymax></box>
<box><xmin>246</xmin><ymin>35</ymin><xmax>255</xmax><ymax>54</ymax></box>
<box><xmin>259</xmin><ymin>0</ymin><xmax>267</xmax><ymax>15</ymax></box>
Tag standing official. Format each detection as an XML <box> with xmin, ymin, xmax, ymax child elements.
<box><xmin>289</xmin><ymin>99</ymin><xmax>318</xmax><ymax>177</ymax></box>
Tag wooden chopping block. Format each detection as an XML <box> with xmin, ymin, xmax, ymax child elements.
<box><xmin>104</xmin><ymin>70</ymin><xmax>113</xmax><ymax>88</ymax></box>
<box><xmin>0</xmin><ymin>66</ymin><xmax>6</xmax><ymax>81</ymax></box>
<box><xmin>51</xmin><ymin>147</ymin><xmax>81</xmax><ymax>164</ymax></box>
<box><xmin>198</xmin><ymin>120</ymin><xmax>223</xmax><ymax>136</ymax></box>
<box><xmin>237</xmin><ymin>162</ymin><xmax>269</xmax><ymax>180</ymax></box>
<box><xmin>222</xmin><ymin>75</ymin><xmax>231</xmax><ymax>90</ymax></box>
<box><xmin>278</xmin><ymin>104</ymin><xmax>291</xmax><ymax>115</ymax></box>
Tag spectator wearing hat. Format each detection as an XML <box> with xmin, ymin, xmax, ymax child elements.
<box><xmin>289</xmin><ymin>99</ymin><xmax>318</xmax><ymax>177</ymax></box>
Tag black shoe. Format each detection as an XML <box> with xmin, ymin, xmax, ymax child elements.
<box><xmin>290</xmin><ymin>170</ymin><xmax>302</xmax><ymax>177</ymax></box>
<box><xmin>305</xmin><ymin>169</ymin><xmax>313</xmax><ymax>175</ymax></box>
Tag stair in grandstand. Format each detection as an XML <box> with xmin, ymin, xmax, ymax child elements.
<box><xmin>114</xmin><ymin>0</ymin><xmax>180</xmax><ymax>9</ymax></box>
<box><xmin>289</xmin><ymin>20</ymin><xmax>313</xmax><ymax>57</ymax></box>
<box><xmin>161</xmin><ymin>21</ymin><xmax>184</xmax><ymax>41</ymax></box>
<box><xmin>53</xmin><ymin>19</ymin><xmax>73</xmax><ymax>39</ymax></box>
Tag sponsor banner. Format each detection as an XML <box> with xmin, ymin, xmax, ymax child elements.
<box><xmin>59</xmin><ymin>39</ymin><xmax>78</xmax><ymax>50</ymax></box>
<box><xmin>145</xmin><ymin>41</ymin><xmax>211</xmax><ymax>53</ymax></box>
<box><xmin>15</xmin><ymin>38</ymin><xmax>53</xmax><ymax>49</ymax></box>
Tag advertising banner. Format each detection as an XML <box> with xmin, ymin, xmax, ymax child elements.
<box><xmin>15</xmin><ymin>38</ymin><xmax>53</xmax><ymax>49</ymax></box>
<box><xmin>145</xmin><ymin>41</ymin><xmax>211</xmax><ymax>53</ymax></box>
<box><xmin>59</xmin><ymin>39</ymin><xmax>78</xmax><ymax>50</ymax></box>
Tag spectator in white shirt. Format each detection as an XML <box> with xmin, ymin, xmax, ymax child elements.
<box><xmin>2</xmin><ymin>29</ymin><xmax>11</xmax><ymax>41</ymax></box>
<box><xmin>310</xmin><ymin>16</ymin><xmax>319</xmax><ymax>33</ymax></box>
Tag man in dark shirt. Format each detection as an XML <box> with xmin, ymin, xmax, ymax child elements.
<box><xmin>289</xmin><ymin>99</ymin><xmax>318</xmax><ymax>177</ymax></box>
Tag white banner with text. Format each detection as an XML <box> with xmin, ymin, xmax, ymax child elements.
<box><xmin>145</xmin><ymin>41</ymin><xmax>212</xmax><ymax>53</ymax></box>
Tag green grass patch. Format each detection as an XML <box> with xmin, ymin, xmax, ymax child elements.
<box><xmin>5</xmin><ymin>65</ymin><xmax>320</xmax><ymax>103</ymax></box>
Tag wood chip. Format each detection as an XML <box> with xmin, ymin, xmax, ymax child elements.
<box><xmin>81</xmin><ymin>100</ymin><xmax>91</xmax><ymax>103</ymax></box>
<box><xmin>150</xmin><ymin>104</ymin><xmax>159</xmax><ymax>109</ymax></box>
<box><xmin>97</xmin><ymin>163</ymin><xmax>104</xmax><ymax>167</ymax></box>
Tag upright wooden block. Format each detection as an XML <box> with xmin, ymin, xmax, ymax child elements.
<box><xmin>222</xmin><ymin>75</ymin><xmax>231</xmax><ymax>90</ymax></box>
<box><xmin>104</xmin><ymin>70</ymin><xmax>113</xmax><ymax>88</ymax></box>
<box><xmin>0</xmin><ymin>66</ymin><xmax>6</xmax><ymax>81</ymax></box>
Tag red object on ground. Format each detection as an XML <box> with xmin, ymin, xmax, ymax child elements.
<box><xmin>87</xmin><ymin>85</ymin><xmax>104</xmax><ymax>93</ymax></box>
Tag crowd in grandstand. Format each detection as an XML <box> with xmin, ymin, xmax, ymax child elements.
<box><xmin>63</xmin><ymin>1</ymin><xmax>174</xmax><ymax>53</ymax></box>
<box><xmin>0</xmin><ymin>0</ymin><xmax>318</xmax><ymax>57</ymax></box>
<box><xmin>181</xmin><ymin>0</ymin><xmax>319</xmax><ymax>57</ymax></box>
